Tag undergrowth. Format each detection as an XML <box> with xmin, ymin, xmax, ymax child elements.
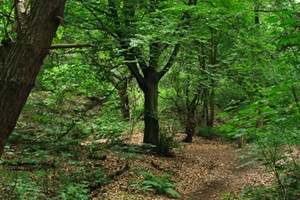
<box><xmin>131</xmin><ymin>169</ymin><xmax>181</xmax><ymax>198</ymax></box>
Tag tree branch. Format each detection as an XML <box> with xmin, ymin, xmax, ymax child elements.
<box><xmin>158</xmin><ymin>43</ymin><xmax>180</xmax><ymax>80</ymax></box>
<box><xmin>126</xmin><ymin>61</ymin><xmax>146</xmax><ymax>91</ymax></box>
<box><xmin>50</xmin><ymin>43</ymin><xmax>97</xmax><ymax>49</ymax></box>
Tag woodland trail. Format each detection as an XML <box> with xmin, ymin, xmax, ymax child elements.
<box><xmin>178</xmin><ymin>137</ymin><xmax>263</xmax><ymax>200</ymax></box>
<box><xmin>99</xmin><ymin>135</ymin><xmax>272</xmax><ymax>200</ymax></box>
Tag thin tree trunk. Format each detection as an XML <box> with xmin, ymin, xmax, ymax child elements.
<box><xmin>0</xmin><ymin>0</ymin><xmax>66</xmax><ymax>157</ymax></box>
<box><xmin>206</xmin><ymin>28</ymin><xmax>218</xmax><ymax>128</ymax></box>
<box><xmin>254</xmin><ymin>5</ymin><xmax>260</xmax><ymax>25</ymax></box>
<box><xmin>204</xmin><ymin>89</ymin><xmax>209</xmax><ymax>126</ymax></box>
<box><xmin>291</xmin><ymin>84</ymin><xmax>300</xmax><ymax>113</ymax></box>
<box><xmin>207</xmin><ymin>89</ymin><xmax>215</xmax><ymax>127</ymax></box>
<box><xmin>117</xmin><ymin>80</ymin><xmax>130</xmax><ymax>120</ymax></box>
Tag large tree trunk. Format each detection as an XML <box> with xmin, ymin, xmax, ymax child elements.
<box><xmin>0</xmin><ymin>0</ymin><xmax>66</xmax><ymax>157</ymax></box>
<box><xmin>143</xmin><ymin>76</ymin><xmax>159</xmax><ymax>145</ymax></box>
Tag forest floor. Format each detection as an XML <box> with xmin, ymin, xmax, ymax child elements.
<box><xmin>0</xmin><ymin>132</ymin><xmax>274</xmax><ymax>200</ymax></box>
<box><xmin>96</xmin><ymin>134</ymin><xmax>273</xmax><ymax>200</ymax></box>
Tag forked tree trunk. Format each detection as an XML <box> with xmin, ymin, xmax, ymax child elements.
<box><xmin>183</xmin><ymin>113</ymin><xmax>196</xmax><ymax>143</ymax></box>
<box><xmin>0</xmin><ymin>0</ymin><xmax>66</xmax><ymax>157</ymax></box>
<box><xmin>183</xmin><ymin>92</ymin><xmax>200</xmax><ymax>143</ymax></box>
<box><xmin>143</xmin><ymin>77</ymin><xmax>159</xmax><ymax>145</ymax></box>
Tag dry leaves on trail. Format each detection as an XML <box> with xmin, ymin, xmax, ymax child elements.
<box><xmin>93</xmin><ymin>134</ymin><xmax>273</xmax><ymax>200</ymax></box>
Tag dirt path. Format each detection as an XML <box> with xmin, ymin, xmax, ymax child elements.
<box><xmin>178</xmin><ymin>137</ymin><xmax>255</xmax><ymax>200</ymax></box>
<box><xmin>98</xmin><ymin>135</ymin><xmax>272</xmax><ymax>200</ymax></box>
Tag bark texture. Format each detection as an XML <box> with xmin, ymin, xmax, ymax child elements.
<box><xmin>117</xmin><ymin>78</ymin><xmax>130</xmax><ymax>120</ymax></box>
<box><xmin>143</xmin><ymin>74</ymin><xmax>159</xmax><ymax>145</ymax></box>
<box><xmin>183</xmin><ymin>96</ymin><xmax>199</xmax><ymax>143</ymax></box>
<box><xmin>0</xmin><ymin>0</ymin><xmax>67</xmax><ymax>157</ymax></box>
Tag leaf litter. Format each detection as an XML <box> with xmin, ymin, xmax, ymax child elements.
<box><xmin>93</xmin><ymin>134</ymin><xmax>273</xmax><ymax>200</ymax></box>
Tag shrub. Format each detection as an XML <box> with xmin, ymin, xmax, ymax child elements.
<box><xmin>131</xmin><ymin>169</ymin><xmax>181</xmax><ymax>198</ymax></box>
<box><xmin>156</xmin><ymin>132</ymin><xmax>181</xmax><ymax>156</ymax></box>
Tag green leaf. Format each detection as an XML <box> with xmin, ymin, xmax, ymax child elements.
<box><xmin>238</xmin><ymin>109</ymin><xmax>250</xmax><ymax>115</ymax></box>
<box><xmin>142</xmin><ymin>180</ymin><xmax>161</xmax><ymax>187</ymax></box>
<box><xmin>267</xmin><ymin>16</ymin><xmax>279</xmax><ymax>23</ymax></box>
<box><xmin>283</xmin><ymin>17</ymin><xmax>297</xmax><ymax>24</ymax></box>
<box><xmin>219</xmin><ymin>125</ymin><xmax>233</xmax><ymax>132</ymax></box>
<box><xmin>164</xmin><ymin>188</ymin><xmax>181</xmax><ymax>198</ymax></box>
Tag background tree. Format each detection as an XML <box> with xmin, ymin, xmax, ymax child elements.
<box><xmin>161</xmin><ymin>0</ymin><xmax>249</xmax><ymax>142</ymax></box>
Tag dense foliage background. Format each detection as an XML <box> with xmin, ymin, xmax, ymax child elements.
<box><xmin>0</xmin><ymin>0</ymin><xmax>299</xmax><ymax>199</ymax></box>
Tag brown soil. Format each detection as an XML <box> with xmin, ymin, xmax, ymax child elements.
<box><xmin>95</xmin><ymin>134</ymin><xmax>273</xmax><ymax>200</ymax></box>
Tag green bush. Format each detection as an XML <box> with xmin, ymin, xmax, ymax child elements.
<box><xmin>56</xmin><ymin>183</ymin><xmax>91</xmax><ymax>200</ymax></box>
<box><xmin>131</xmin><ymin>170</ymin><xmax>181</xmax><ymax>198</ymax></box>
<box><xmin>156</xmin><ymin>132</ymin><xmax>181</xmax><ymax>156</ymax></box>
<box><xmin>196</xmin><ymin>125</ymin><xmax>222</xmax><ymax>139</ymax></box>
<box><xmin>0</xmin><ymin>171</ymin><xmax>46</xmax><ymax>200</ymax></box>
<box><xmin>222</xmin><ymin>85</ymin><xmax>300</xmax><ymax>200</ymax></box>
<box><xmin>42</xmin><ymin>64</ymin><xmax>111</xmax><ymax>98</ymax></box>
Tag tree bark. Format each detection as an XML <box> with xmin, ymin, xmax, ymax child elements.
<box><xmin>143</xmin><ymin>74</ymin><xmax>159</xmax><ymax>145</ymax></box>
<box><xmin>183</xmin><ymin>91</ymin><xmax>200</xmax><ymax>143</ymax></box>
<box><xmin>183</xmin><ymin>112</ymin><xmax>196</xmax><ymax>143</ymax></box>
<box><xmin>117</xmin><ymin>79</ymin><xmax>130</xmax><ymax>120</ymax></box>
<box><xmin>0</xmin><ymin>0</ymin><xmax>66</xmax><ymax>157</ymax></box>
<box><xmin>207</xmin><ymin>89</ymin><xmax>215</xmax><ymax>127</ymax></box>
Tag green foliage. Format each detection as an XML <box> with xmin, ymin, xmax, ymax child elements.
<box><xmin>215</xmin><ymin>79</ymin><xmax>247</xmax><ymax>109</ymax></box>
<box><xmin>156</xmin><ymin>132</ymin><xmax>181</xmax><ymax>156</ymax></box>
<box><xmin>57</xmin><ymin>183</ymin><xmax>91</xmax><ymax>200</ymax></box>
<box><xmin>42</xmin><ymin>64</ymin><xmax>112</xmax><ymax>97</ymax></box>
<box><xmin>196</xmin><ymin>126</ymin><xmax>223</xmax><ymax>139</ymax></box>
<box><xmin>221</xmin><ymin>192</ymin><xmax>246</xmax><ymax>200</ymax></box>
<box><xmin>0</xmin><ymin>170</ymin><xmax>46</xmax><ymax>200</ymax></box>
<box><xmin>131</xmin><ymin>169</ymin><xmax>180</xmax><ymax>198</ymax></box>
<box><xmin>0</xmin><ymin>154</ymin><xmax>109</xmax><ymax>199</ymax></box>
<box><xmin>2</xmin><ymin>0</ymin><xmax>300</xmax><ymax>199</ymax></box>
<box><xmin>0</xmin><ymin>0</ymin><xmax>15</xmax><ymax>39</ymax></box>
<box><xmin>222</xmin><ymin>82</ymin><xmax>300</xmax><ymax>199</ymax></box>
<box><xmin>92</xmin><ymin>106</ymin><xmax>130</xmax><ymax>143</ymax></box>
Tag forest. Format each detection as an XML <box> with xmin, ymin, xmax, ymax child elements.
<box><xmin>0</xmin><ymin>0</ymin><xmax>299</xmax><ymax>199</ymax></box>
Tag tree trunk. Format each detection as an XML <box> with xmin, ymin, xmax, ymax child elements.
<box><xmin>183</xmin><ymin>113</ymin><xmax>196</xmax><ymax>143</ymax></box>
<box><xmin>117</xmin><ymin>79</ymin><xmax>130</xmax><ymax>120</ymax></box>
<box><xmin>203</xmin><ymin>89</ymin><xmax>209</xmax><ymax>126</ymax></box>
<box><xmin>0</xmin><ymin>0</ymin><xmax>66</xmax><ymax>157</ymax></box>
<box><xmin>207</xmin><ymin>89</ymin><xmax>215</xmax><ymax>127</ymax></box>
<box><xmin>143</xmin><ymin>77</ymin><xmax>159</xmax><ymax>145</ymax></box>
<box><xmin>183</xmin><ymin>91</ymin><xmax>199</xmax><ymax>143</ymax></box>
